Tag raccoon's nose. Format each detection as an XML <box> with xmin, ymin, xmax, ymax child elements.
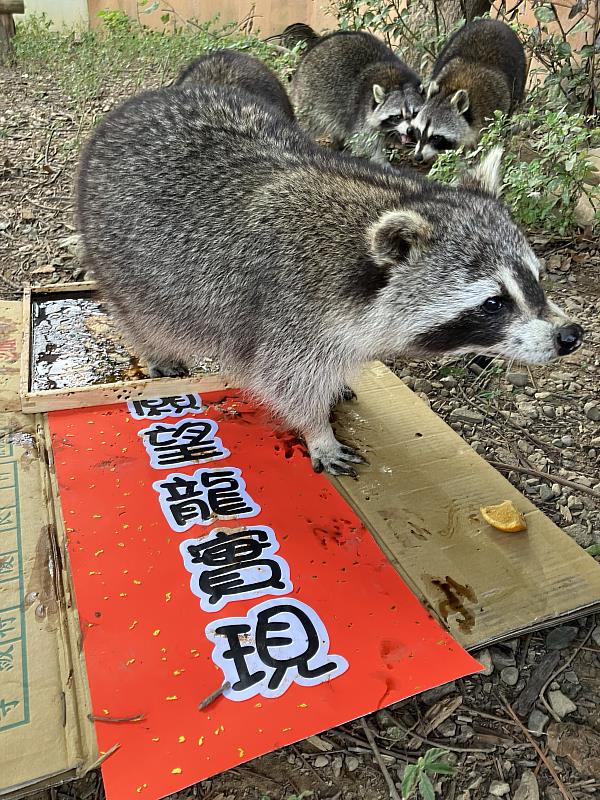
<box><xmin>414</xmin><ymin>151</ymin><xmax>423</xmax><ymax>163</ymax></box>
<box><xmin>556</xmin><ymin>323</ymin><xmax>584</xmax><ymax>356</ymax></box>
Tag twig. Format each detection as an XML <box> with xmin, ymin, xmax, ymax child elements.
<box><xmin>361</xmin><ymin>718</ymin><xmax>402</xmax><ymax>800</ymax></box>
<box><xmin>539</xmin><ymin>623</ymin><xmax>596</xmax><ymax>723</ymax></box>
<box><xmin>88</xmin><ymin>712</ymin><xmax>145</xmax><ymax>723</ymax></box>
<box><xmin>44</xmin><ymin>125</ymin><xmax>55</xmax><ymax>165</ymax></box>
<box><xmin>82</xmin><ymin>742</ymin><xmax>121</xmax><ymax>772</ymax></box>
<box><xmin>502</xmin><ymin>700</ymin><xmax>574</xmax><ymax>800</ymax></box>
<box><xmin>198</xmin><ymin>680</ymin><xmax>230</xmax><ymax>710</ymax></box>
<box><xmin>487</xmin><ymin>460</ymin><xmax>600</xmax><ymax>500</ymax></box>
<box><xmin>386</xmin><ymin>715</ymin><xmax>497</xmax><ymax>753</ymax></box>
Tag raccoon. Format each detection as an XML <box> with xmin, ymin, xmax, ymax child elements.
<box><xmin>175</xmin><ymin>49</ymin><xmax>295</xmax><ymax>120</ymax></box>
<box><xmin>412</xmin><ymin>18</ymin><xmax>527</xmax><ymax>162</ymax></box>
<box><xmin>280</xmin><ymin>22</ymin><xmax>321</xmax><ymax>52</ymax></box>
<box><xmin>76</xmin><ymin>85</ymin><xmax>583</xmax><ymax>476</ymax></box>
<box><xmin>289</xmin><ymin>28</ymin><xmax>423</xmax><ymax>163</ymax></box>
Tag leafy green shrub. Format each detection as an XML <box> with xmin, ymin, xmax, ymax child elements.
<box><xmin>401</xmin><ymin>747</ymin><xmax>455</xmax><ymax>800</ymax></box>
<box><xmin>429</xmin><ymin>109</ymin><xmax>600</xmax><ymax>236</ymax></box>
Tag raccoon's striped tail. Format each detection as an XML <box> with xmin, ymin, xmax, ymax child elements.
<box><xmin>264</xmin><ymin>23</ymin><xmax>321</xmax><ymax>52</ymax></box>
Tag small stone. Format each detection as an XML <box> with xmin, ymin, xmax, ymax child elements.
<box><xmin>561</xmin><ymin>435</ymin><xmax>574</xmax><ymax>447</ymax></box>
<box><xmin>538</xmin><ymin>484</ymin><xmax>555</xmax><ymax>502</ymax></box>
<box><xmin>490</xmin><ymin>646</ymin><xmax>516</xmax><ymax>670</ymax></box>
<box><xmin>449</xmin><ymin>407</ymin><xmax>484</xmax><ymax>425</ymax></box>
<box><xmin>413</xmin><ymin>378</ymin><xmax>433</xmax><ymax>394</ymax></box>
<box><xmin>545</xmin><ymin>625</ymin><xmax>578</xmax><ymax>651</ymax></box>
<box><xmin>314</xmin><ymin>755</ymin><xmax>329</xmax><ymax>768</ymax></box>
<box><xmin>331</xmin><ymin>755</ymin><xmax>343</xmax><ymax>779</ymax></box>
<box><xmin>421</xmin><ymin>681</ymin><xmax>456</xmax><ymax>705</ymax></box>
<box><xmin>507</xmin><ymin>372</ymin><xmax>529</xmax><ymax>387</ymax></box>
<box><xmin>567</xmin><ymin>495</ymin><xmax>584</xmax><ymax>511</ymax></box>
<box><xmin>477</xmin><ymin>648</ymin><xmax>494</xmax><ymax>676</ymax></box>
<box><xmin>548</xmin><ymin>690</ymin><xmax>577</xmax><ymax>718</ymax></box>
<box><xmin>501</xmin><ymin>666</ymin><xmax>519</xmax><ymax>686</ymax></box>
<box><xmin>513</xmin><ymin>770</ymin><xmax>539</xmax><ymax>800</ymax></box>
<box><xmin>543</xmin><ymin>405</ymin><xmax>556</xmax><ymax>419</ymax></box>
<box><xmin>584</xmin><ymin>401</ymin><xmax>600</xmax><ymax>422</ymax></box>
<box><xmin>401</xmin><ymin>376</ymin><xmax>415</xmax><ymax>389</ymax></box>
<box><xmin>437</xmin><ymin>719</ymin><xmax>457</xmax><ymax>737</ymax></box>
<box><xmin>440</xmin><ymin>376</ymin><xmax>457</xmax><ymax>388</ymax></box>
<box><xmin>489</xmin><ymin>780</ymin><xmax>511</xmax><ymax>797</ymax></box>
<box><xmin>346</xmin><ymin>756</ymin><xmax>360</xmax><ymax>773</ymax></box>
<box><xmin>528</xmin><ymin>709</ymin><xmax>549</xmax><ymax>736</ymax></box>
<box><xmin>564</xmin><ymin>670</ymin><xmax>579</xmax><ymax>685</ymax></box>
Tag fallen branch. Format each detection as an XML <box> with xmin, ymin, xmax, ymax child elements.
<box><xmin>361</xmin><ymin>718</ymin><xmax>402</xmax><ymax>800</ymax></box>
<box><xmin>487</xmin><ymin>461</ymin><xmax>600</xmax><ymax>500</ymax></box>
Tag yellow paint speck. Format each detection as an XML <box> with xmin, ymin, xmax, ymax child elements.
<box><xmin>165</xmin><ymin>592</ymin><xmax>172</xmax><ymax>602</ymax></box>
<box><xmin>178</xmin><ymin>736</ymin><xmax>186</xmax><ymax>743</ymax></box>
<box><xmin>92</xmin><ymin>514</ymin><xmax>102</xmax><ymax>519</ymax></box>
<box><xmin>198</xmin><ymin>736</ymin><xmax>205</xmax><ymax>746</ymax></box>
<box><xmin>136</xmin><ymin>784</ymin><xmax>148</xmax><ymax>793</ymax></box>
<box><xmin>173</xmin><ymin>669</ymin><xmax>184</xmax><ymax>676</ymax></box>
<box><xmin>94</xmin><ymin>550</ymin><xmax>104</xmax><ymax>556</ymax></box>
<box><xmin>282</xmin><ymin>727</ymin><xmax>291</xmax><ymax>732</ymax></box>
<box><xmin>129</xmin><ymin>620</ymin><xmax>138</xmax><ymax>630</ymax></box>
<box><xmin>152</xmin><ymin>737</ymin><xmax>159</xmax><ymax>742</ymax></box>
<box><xmin>119</xmin><ymin>592</ymin><xmax>127</xmax><ymax>598</ymax></box>
<box><xmin>254</xmin><ymin>702</ymin><xmax>262</xmax><ymax>708</ymax></box>
<box><xmin>123</xmin><ymin>523</ymin><xmax>130</xmax><ymax>529</ymax></box>
<box><xmin>238</xmin><ymin>747</ymin><xmax>245</xmax><ymax>758</ymax></box>
<box><xmin>126</xmin><ymin>658</ymin><xmax>135</xmax><ymax>666</ymax></box>
<box><xmin>171</xmin><ymin>768</ymin><xmax>182</xmax><ymax>775</ymax></box>
<box><xmin>88</xmin><ymin>571</ymin><xmax>101</xmax><ymax>576</ymax></box>
<box><xmin>133</xmin><ymin>579</ymin><xmax>142</xmax><ymax>585</ymax></box>
<box><xmin>117</xmin><ymin>542</ymin><xmax>125</xmax><ymax>548</ymax></box>
<box><xmin>153</xmin><ymin>629</ymin><xmax>160</xmax><ymax>636</ymax></box>
<box><xmin>166</xmin><ymin>695</ymin><xmax>178</xmax><ymax>701</ymax></box>
<box><xmin>298</xmin><ymin>703</ymin><xmax>308</xmax><ymax>709</ymax></box>
<box><xmin>103</xmin><ymin>709</ymin><xmax>110</xmax><ymax>715</ymax></box>
<box><xmin>214</xmin><ymin>725</ymin><xmax>224</xmax><ymax>735</ymax></box>
<box><xmin>123</xmin><ymin>569</ymin><xmax>129</xmax><ymax>574</ymax></box>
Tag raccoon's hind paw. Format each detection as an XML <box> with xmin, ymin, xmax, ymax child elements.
<box><xmin>147</xmin><ymin>358</ymin><xmax>189</xmax><ymax>378</ymax></box>
<box><xmin>310</xmin><ymin>440</ymin><xmax>368</xmax><ymax>477</ymax></box>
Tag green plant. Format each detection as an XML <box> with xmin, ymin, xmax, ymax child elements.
<box><xmin>429</xmin><ymin>108</ymin><xmax>600</xmax><ymax>236</ymax></box>
<box><xmin>401</xmin><ymin>747</ymin><xmax>455</xmax><ymax>800</ymax></box>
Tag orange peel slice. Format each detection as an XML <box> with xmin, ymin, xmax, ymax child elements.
<box><xmin>480</xmin><ymin>500</ymin><xmax>527</xmax><ymax>533</ymax></box>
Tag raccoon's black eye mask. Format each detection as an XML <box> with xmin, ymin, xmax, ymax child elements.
<box><xmin>428</xmin><ymin>134</ymin><xmax>453</xmax><ymax>151</ymax></box>
<box><xmin>380</xmin><ymin>115</ymin><xmax>404</xmax><ymax>130</ymax></box>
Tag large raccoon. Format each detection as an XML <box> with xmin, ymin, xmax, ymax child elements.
<box><xmin>290</xmin><ymin>28</ymin><xmax>423</xmax><ymax>163</ymax></box>
<box><xmin>412</xmin><ymin>19</ymin><xmax>527</xmax><ymax>162</ymax></box>
<box><xmin>76</xmin><ymin>85</ymin><xmax>582</xmax><ymax>475</ymax></box>
<box><xmin>175</xmin><ymin>49</ymin><xmax>295</xmax><ymax>120</ymax></box>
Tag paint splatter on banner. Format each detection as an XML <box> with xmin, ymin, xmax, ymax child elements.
<box><xmin>49</xmin><ymin>391</ymin><xmax>480</xmax><ymax>800</ymax></box>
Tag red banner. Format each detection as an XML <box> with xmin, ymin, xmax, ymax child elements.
<box><xmin>49</xmin><ymin>390</ymin><xmax>480</xmax><ymax>800</ymax></box>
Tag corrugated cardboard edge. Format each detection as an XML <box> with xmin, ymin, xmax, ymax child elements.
<box><xmin>331</xmin><ymin>361</ymin><xmax>600</xmax><ymax>650</ymax></box>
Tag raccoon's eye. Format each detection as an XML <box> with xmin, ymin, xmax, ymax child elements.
<box><xmin>482</xmin><ymin>296</ymin><xmax>504</xmax><ymax>314</ymax></box>
<box><xmin>382</xmin><ymin>115</ymin><xmax>404</xmax><ymax>129</ymax></box>
<box><xmin>429</xmin><ymin>135</ymin><xmax>452</xmax><ymax>151</ymax></box>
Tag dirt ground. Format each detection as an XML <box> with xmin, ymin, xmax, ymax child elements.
<box><xmin>1</xmin><ymin>48</ymin><xmax>600</xmax><ymax>800</ymax></box>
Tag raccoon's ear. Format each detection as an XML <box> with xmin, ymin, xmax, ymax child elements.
<box><xmin>461</xmin><ymin>146</ymin><xmax>504</xmax><ymax>196</ymax></box>
<box><xmin>450</xmin><ymin>89</ymin><xmax>470</xmax><ymax>115</ymax></box>
<box><xmin>368</xmin><ymin>210</ymin><xmax>432</xmax><ymax>267</ymax></box>
<box><xmin>372</xmin><ymin>84</ymin><xmax>386</xmax><ymax>106</ymax></box>
<box><xmin>426</xmin><ymin>80</ymin><xmax>439</xmax><ymax>99</ymax></box>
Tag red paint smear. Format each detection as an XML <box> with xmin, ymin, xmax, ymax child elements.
<box><xmin>49</xmin><ymin>390</ymin><xmax>480</xmax><ymax>800</ymax></box>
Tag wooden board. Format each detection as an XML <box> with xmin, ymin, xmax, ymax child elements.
<box><xmin>20</xmin><ymin>283</ymin><xmax>229</xmax><ymax>413</ymax></box>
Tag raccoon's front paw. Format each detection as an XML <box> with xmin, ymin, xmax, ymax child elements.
<box><xmin>148</xmin><ymin>358</ymin><xmax>189</xmax><ymax>378</ymax></box>
<box><xmin>339</xmin><ymin>385</ymin><xmax>357</xmax><ymax>403</ymax></box>
<box><xmin>310</xmin><ymin>439</ymin><xmax>368</xmax><ymax>477</ymax></box>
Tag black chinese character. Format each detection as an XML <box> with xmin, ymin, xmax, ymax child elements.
<box><xmin>128</xmin><ymin>394</ymin><xmax>203</xmax><ymax>420</ymax></box>
<box><xmin>139</xmin><ymin>419</ymin><xmax>229</xmax><ymax>468</ymax></box>
<box><xmin>154</xmin><ymin>468</ymin><xmax>260</xmax><ymax>531</ymax></box>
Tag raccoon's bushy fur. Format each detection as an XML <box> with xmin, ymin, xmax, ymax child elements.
<box><xmin>290</xmin><ymin>29</ymin><xmax>423</xmax><ymax>163</ymax></box>
<box><xmin>175</xmin><ymin>49</ymin><xmax>295</xmax><ymax>120</ymax></box>
<box><xmin>281</xmin><ymin>22</ymin><xmax>321</xmax><ymax>52</ymax></box>
<box><xmin>76</xmin><ymin>85</ymin><xmax>579</xmax><ymax>475</ymax></box>
<box><xmin>413</xmin><ymin>19</ymin><xmax>527</xmax><ymax>161</ymax></box>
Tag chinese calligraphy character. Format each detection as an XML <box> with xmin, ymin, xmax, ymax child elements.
<box><xmin>0</xmin><ymin>644</ymin><xmax>14</xmax><ymax>672</ymax></box>
<box><xmin>154</xmin><ymin>467</ymin><xmax>260</xmax><ymax>532</ymax></box>
<box><xmin>0</xmin><ymin>616</ymin><xmax>16</xmax><ymax>639</ymax></box>
<box><xmin>206</xmin><ymin>598</ymin><xmax>348</xmax><ymax>701</ymax></box>
<box><xmin>128</xmin><ymin>394</ymin><xmax>203</xmax><ymax>420</ymax></box>
<box><xmin>180</xmin><ymin>526</ymin><xmax>292</xmax><ymax>612</ymax></box>
<box><xmin>138</xmin><ymin>418</ymin><xmax>229</xmax><ymax>468</ymax></box>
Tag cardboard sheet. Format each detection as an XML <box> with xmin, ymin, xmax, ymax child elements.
<box><xmin>48</xmin><ymin>394</ymin><xmax>480</xmax><ymax>800</ymax></box>
<box><xmin>332</xmin><ymin>362</ymin><xmax>600</xmax><ymax>648</ymax></box>
<box><xmin>0</xmin><ymin>301</ymin><xmax>96</xmax><ymax>798</ymax></box>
